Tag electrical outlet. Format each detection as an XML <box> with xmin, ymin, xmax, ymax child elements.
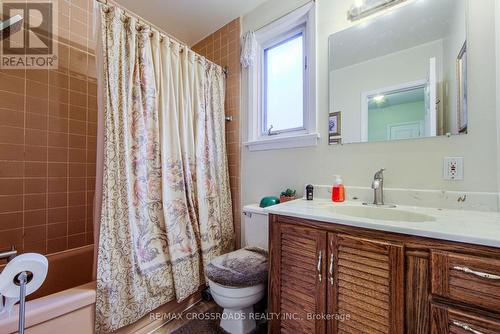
<box><xmin>443</xmin><ymin>157</ymin><xmax>464</xmax><ymax>180</ymax></box>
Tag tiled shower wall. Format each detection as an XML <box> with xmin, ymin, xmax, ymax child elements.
<box><xmin>192</xmin><ymin>19</ymin><xmax>242</xmax><ymax>248</ymax></box>
<box><xmin>0</xmin><ymin>0</ymin><xmax>96</xmax><ymax>256</ymax></box>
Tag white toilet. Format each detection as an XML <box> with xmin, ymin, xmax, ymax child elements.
<box><xmin>206</xmin><ymin>204</ymin><xmax>268</xmax><ymax>334</ymax></box>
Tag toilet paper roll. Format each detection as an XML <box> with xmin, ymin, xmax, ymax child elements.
<box><xmin>0</xmin><ymin>253</ymin><xmax>48</xmax><ymax>316</ymax></box>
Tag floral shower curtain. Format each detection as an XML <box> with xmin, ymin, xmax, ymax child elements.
<box><xmin>95</xmin><ymin>3</ymin><xmax>234</xmax><ymax>333</ymax></box>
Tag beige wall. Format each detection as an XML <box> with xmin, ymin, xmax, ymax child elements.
<box><xmin>241</xmin><ymin>0</ymin><xmax>499</xmax><ymax>217</ymax></box>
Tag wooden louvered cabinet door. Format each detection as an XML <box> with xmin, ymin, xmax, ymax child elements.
<box><xmin>269</xmin><ymin>222</ymin><xmax>327</xmax><ymax>334</ymax></box>
<box><xmin>327</xmin><ymin>234</ymin><xmax>404</xmax><ymax>334</ymax></box>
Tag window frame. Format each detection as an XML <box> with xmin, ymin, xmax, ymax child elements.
<box><xmin>244</xmin><ymin>2</ymin><xmax>317</xmax><ymax>151</ymax></box>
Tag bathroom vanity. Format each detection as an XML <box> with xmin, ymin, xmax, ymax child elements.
<box><xmin>265</xmin><ymin>200</ymin><xmax>500</xmax><ymax>334</ymax></box>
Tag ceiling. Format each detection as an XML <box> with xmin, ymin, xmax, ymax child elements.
<box><xmin>114</xmin><ymin>0</ymin><xmax>267</xmax><ymax>46</ymax></box>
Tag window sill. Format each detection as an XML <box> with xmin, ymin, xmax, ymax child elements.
<box><xmin>244</xmin><ymin>132</ymin><xmax>320</xmax><ymax>152</ymax></box>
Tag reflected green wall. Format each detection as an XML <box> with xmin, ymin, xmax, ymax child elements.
<box><xmin>368</xmin><ymin>101</ymin><xmax>426</xmax><ymax>141</ymax></box>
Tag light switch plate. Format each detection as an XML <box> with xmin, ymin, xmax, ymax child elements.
<box><xmin>443</xmin><ymin>157</ymin><xmax>464</xmax><ymax>180</ymax></box>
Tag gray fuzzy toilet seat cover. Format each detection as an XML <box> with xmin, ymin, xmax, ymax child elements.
<box><xmin>206</xmin><ymin>247</ymin><xmax>268</xmax><ymax>287</ymax></box>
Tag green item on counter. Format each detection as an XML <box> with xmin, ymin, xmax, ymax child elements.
<box><xmin>259</xmin><ymin>196</ymin><xmax>280</xmax><ymax>208</ymax></box>
<box><xmin>280</xmin><ymin>188</ymin><xmax>296</xmax><ymax>197</ymax></box>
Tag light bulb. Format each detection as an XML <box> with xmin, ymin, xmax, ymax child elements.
<box><xmin>373</xmin><ymin>95</ymin><xmax>385</xmax><ymax>103</ymax></box>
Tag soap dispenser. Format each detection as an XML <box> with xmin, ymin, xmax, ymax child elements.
<box><xmin>332</xmin><ymin>175</ymin><xmax>345</xmax><ymax>203</ymax></box>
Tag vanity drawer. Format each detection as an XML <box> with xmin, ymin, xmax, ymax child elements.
<box><xmin>431</xmin><ymin>251</ymin><xmax>500</xmax><ymax>311</ymax></box>
<box><xmin>431</xmin><ymin>303</ymin><xmax>500</xmax><ymax>334</ymax></box>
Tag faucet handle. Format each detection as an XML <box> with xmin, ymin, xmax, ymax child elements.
<box><xmin>374</xmin><ymin>168</ymin><xmax>386</xmax><ymax>179</ymax></box>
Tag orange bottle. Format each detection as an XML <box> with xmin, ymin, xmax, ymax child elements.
<box><xmin>331</xmin><ymin>175</ymin><xmax>345</xmax><ymax>202</ymax></box>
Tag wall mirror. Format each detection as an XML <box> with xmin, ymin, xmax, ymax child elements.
<box><xmin>328</xmin><ymin>0</ymin><xmax>468</xmax><ymax>144</ymax></box>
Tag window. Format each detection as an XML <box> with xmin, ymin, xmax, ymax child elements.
<box><xmin>264</xmin><ymin>30</ymin><xmax>305</xmax><ymax>135</ymax></box>
<box><xmin>244</xmin><ymin>3</ymin><xmax>317</xmax><ymax>151</ymax></box>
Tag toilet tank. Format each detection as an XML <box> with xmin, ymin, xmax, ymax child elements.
<box><xmin>242</xmin><ymin>204</ymin><xmax>269</xmax><ymax>250</ymax></box>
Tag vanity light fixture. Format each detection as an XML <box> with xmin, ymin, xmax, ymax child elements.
<box><xmin>354</xmin><ymin>0</ymin><xmax>364</xmax><ymax>8</ymax></box>
<box><xmin>348</xmin><ymin>0</ymin><xmax>408</xmax><ymax>21</ymax></box>
<box><xmin>372</xmin><ymin>95</ymin><xmax>385</xmax><ymax>103</ymax></box>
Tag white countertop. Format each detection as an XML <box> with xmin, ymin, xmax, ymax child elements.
<box><xmin>264</xmin><ymin>199</ymin><xmax>500</xmax><ymax>248</ymax></box>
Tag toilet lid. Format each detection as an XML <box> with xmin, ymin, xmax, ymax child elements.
<box><xmin>205</xmin><ymin>247</ymin><xmax>268</xmax><ymax>288</ymax></box>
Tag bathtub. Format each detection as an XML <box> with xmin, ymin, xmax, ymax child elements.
<box><xmin>0</xmin><ymin>246</ymin><xmax>94</xmax><ymax>334</ymax></box>
<box><xmin>0</xmin><ymin>245</ymin><xmax>202</xmax><ymax>334</ymax></box>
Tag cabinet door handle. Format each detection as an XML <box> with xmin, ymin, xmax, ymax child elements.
<box><xmin>452</xmin><ymin>320</ymin><xmax>485</xmax><ymax>334</ymax></box>
<box><xmin>329</xmin><ymin>253</ymin><xmax>334</xmax><ymax>286</ymax></box>
<box><xmin>317</xmin><ymin>251</ymin><xmax>322</xmax><ymax>282</ymax></box>
<box><xmin>453</xmin><ymin>266</ymin><xmax>500</xmax><ymax>280</ymax></box>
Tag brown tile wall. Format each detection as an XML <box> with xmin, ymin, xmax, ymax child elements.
<box><xmin>192</xmin><ymin>19</ymin><xmax>242</xmax><ymax>248</ymax></box>
<box><xmin>0</xmin><ymin>0</ymin><xmax>96</xmax><ymax>258</ymax></box>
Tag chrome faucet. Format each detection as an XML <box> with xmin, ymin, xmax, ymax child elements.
<box><xmin>372</xmin><ymin>168</ymin><xmax>385</xmax><ymax>205</ymax></box>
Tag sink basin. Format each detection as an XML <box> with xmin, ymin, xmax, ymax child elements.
<box><xmin>328</xmin><ymin>205</ymin><xmax>436</xmax><ymax>222</ymax></box>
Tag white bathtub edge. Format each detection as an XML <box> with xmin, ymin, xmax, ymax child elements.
<box><xmin>0</xmin><ymin>281</ymin><xmax>96</xmax><ymax>333</ymax></box>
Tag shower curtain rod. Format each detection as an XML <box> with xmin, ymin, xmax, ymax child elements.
<box><xmin>95</xmin><ymin>0</ymin><xmax>186</xmax><ymax>46</ymax></box>
<box><xmin>94</xmin><ymin>0</ymin><xmax>228</xmax><ymax>78</ymax></box>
